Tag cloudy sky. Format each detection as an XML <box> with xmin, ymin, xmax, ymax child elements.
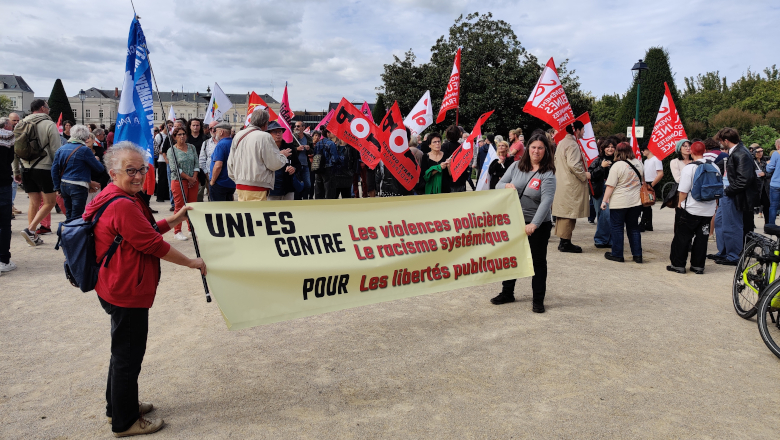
<box><xmin>2</xmin><ymin>0</ymin><xmax>777</xmax><ymax>111</ymax></box>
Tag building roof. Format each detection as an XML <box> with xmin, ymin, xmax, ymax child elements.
<box><xmin>68</xmin><ymin>87</ymin><xmax>278</xmax><ymax>106</ymax></box>
<box><xmin>0</xmin><ymin>75</ymin><xmax>34</xmax><ymax>93</ymax></box>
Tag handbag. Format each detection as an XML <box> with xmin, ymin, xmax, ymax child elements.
<box><xmin>311</xmin><ymin>153</ymin><xmax>324</xmax><ymax>172</ymax></box>
<box><xmin>623</xmin><ymin>160</ymin><xmax>656</xmax><ymax>207</ymax></box>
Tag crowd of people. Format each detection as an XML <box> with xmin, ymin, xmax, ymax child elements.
<box><xmin>2</xmin><ymin>98</ymin><xmax>780</xmax><ymax>436</ymax></box>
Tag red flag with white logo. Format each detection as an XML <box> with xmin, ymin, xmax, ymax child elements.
<box><xmin>245</xmin><ymin>91</ymin><xmax>278</xmax><ymax>127</ymax></box>
<box><xmin>450</xmin><ymin>110</ymin><xmax>494</xmax><ymax>181</ymax></box>
<box><xmin>631</xmin><ymin>119</ymin><xmax>641</xmax><ymax>160</ymax></box>
<box><xmin>646</xmin><ymin>82</ymin><xmax>687</xmax><ymax>160</ymax></box>
<box><xmin>278</xmin><ymin>83</ymin><xmax>296</xmax><ymax>143</ymax></box>
<box><xmin>436</xmin><ymin>48</ymin><xmax>461</xmax><ymax>124</ymax></box>
<box><xmin>327</xmin><ymin>98</ymin><xmax>381</xmax><ymax>169</ymax></box>
<box><xmin>378</xmin><ymin>102</ymin><xmax>420</xmax><ymax>191</ymax></box>
<box><xmin>523</xmin><ymin>57</ymin><xmax>575</xmax><ymax>130</ymax></box>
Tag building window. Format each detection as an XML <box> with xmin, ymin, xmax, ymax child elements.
<box><xmin>99</xmin><ymin>109</ymin><xmax>104</xmax><ymax>119</ymax></box>
<box><xmin>154</xmin><ymin>112</ymin><xmax>158</xmax><ymax>121</ymax></box>
<box><xmin>11</xmin><ymin>98</ymin><xmax>17</xmax><ymax>108</ymax></box>
<box><xmin>199</xmin><ymin>113</ymin><xmax>204</xmax><ymax>118</ymax></box>
<box><xmin>233</xmin><ymin>113</ymin><xmax>237</xmax><ymax>123</ymax></box>
<box><xmin>188</xmin><ymin>113</ymin><xmax>192</xmax><ymax>119</ymax></box>
<box><xmin>240</xmin><ymin>115</ymin><xmax>244</xmax><ymax>121</ymax></box>
<box><xmin>86</xmin><ymin>109</ymin><xmax>91</xmax><ymax>118</ymax></box>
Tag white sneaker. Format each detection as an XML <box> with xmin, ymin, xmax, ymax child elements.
<box><xmin>174</xmin><ymin>232</ymin><xmax>189</xmax><ymax>241</ymax></box>
<box><xmin>0</xmin><ymin>261</ymin><xmax>17</xmax><ymax>272</ymax></box>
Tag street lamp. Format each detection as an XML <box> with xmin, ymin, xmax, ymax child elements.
<box><xmin>631</xmin><ymin>59</ymin><xmax>650</xmax><ymax>125</ymax></box>
<box><xmin>78</xmin><ymin>89</ymin><xmax>86</xmax><ymax>124</ymax></box>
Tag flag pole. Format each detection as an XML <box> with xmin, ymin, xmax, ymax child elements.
<box><xmin>131</xmin><ymin>6</ymin><xmax>212</xmax><ymax>303</ymax></box>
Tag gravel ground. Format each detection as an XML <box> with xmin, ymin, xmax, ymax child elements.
<box><xmin>1</xmin><ymin>194</ymin><xmax>777</xmax><ymax>439</ymax></box>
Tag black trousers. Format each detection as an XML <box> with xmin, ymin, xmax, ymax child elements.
<box><xmin>99</xmin><ymin>296</ymin><xmax>149</xmax><ymax>433</ymax></box>
<box><xmin>155</xmin><ymin>162</ymin><xmax>169</xmax><ymax>202</ymax></box>
<box><xmin>330</xmin><ymin>186</ymin><xmax>352</xmax><ymax>199</ymax></box>
<box><xmin>501</xmin><ymin>221</ymin><xmax>552</xmax><ymax>305</ymax></box>
<box><xmin>669</xmin><ymin>208</ymin><xmax>712</xmax><ymax>270</ymax></box>
<box><xmin>743</xmin><ymin>208</ymin><xmax>755</xmax><ymax>239</ymax></box>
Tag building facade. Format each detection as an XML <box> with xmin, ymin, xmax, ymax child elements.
<box><xmin>0</xmin><ymin>75</ymin><xmax>35</xmax><ymax>117</ymax></box>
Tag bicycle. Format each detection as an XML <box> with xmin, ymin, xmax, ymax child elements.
<box><xmin>757</xmin><ymin>274</ymin><xmax>780</xmax><ymax>359</ymax></box>
<box><xmin>732</xmin><ymin>227</ymin><xmax>780</xmax><ymax>319</ymax></box>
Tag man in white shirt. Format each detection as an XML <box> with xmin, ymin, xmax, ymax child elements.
<box><xmin>640</xmin><ymin>146</ymin><xmax>664</xmax><ymax>231</ymax></box>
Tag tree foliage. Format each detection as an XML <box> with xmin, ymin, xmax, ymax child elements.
<box><xmin>373</xmin><ymin>93</ymin><xmax>386</xmax><ymax>125</ymax></box>
<box><xmin>743</xmin><ymin>125</ymin><xmax>780</xmax><ymax>152</ymax></box>
<box><xmin>380</xmin><ymin>12</ymin><xmax>591</xmax><ymax>137</ymax></box>
<box><xmin>47</xmin><ymin>79</ymin><xmax>75</xmax><ymax>124</ymax></box>
<box><xmin>0</xmin><ymin>96</ymin><xmax>13</xmax><ymax>117</ymax></box>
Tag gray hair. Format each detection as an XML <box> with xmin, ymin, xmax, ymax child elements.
<box><xmin>93</xmin><ymin>128</ymin><xmax>105</xmax><ymax>137</ymax></box>
<box><xmin>104</xmin><ymin>141</ymin><xmax>146</xmax><ymax>172</ymax></box>
<box><xmin>249</xmin><ymin>109</ymin><xmax>269</xmax><ymax>128</ymax></box>
<box><xmin>408</xmin><ymin>134</ymin><xmax>418</xmax><ymax>148</ymax></box>
<box><xmin>494</xmin><ymin>135</ymin><xmax>504</xmax><ymax>144</ymax></box>
<box><xmin>0</xmin><ymin>117</ymin><xmax>7</xmax><ymax>128</ymax></box>
<box><xmin>70</xmin><ymin>124</ymin><xmax>91</xmax><ymax>142</ymax></box>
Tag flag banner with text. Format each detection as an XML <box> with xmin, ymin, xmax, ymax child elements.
<box><xmin>436</xmin><ymin>48</ymin><xmax>461</xmax><ymax>123</ymax></box>
<box><xmin>314</xmin><ymin>109</ymin><xmax>334</xmax><ymax>133</ymax></box>
<box><xmin>245</xmin><ymin>92</ymin><xmax>278</xmax><ymax>127</ymax></box>
<box><xmin>361</xmin><ymin>101</ymin><xmax>374</xmax><ymax>121</ymax></box>
<box><xmin>450</xmin><ymin>110</ymin><xmax>494</xmax><ymax>181</ymax></box>
<box><xmin>646</xmin><ymin>82</ymin><xmax>687</xmax><ymax>160</ymax></box>
<box><xmin>327</xmin><ymin>98</ymin><xmax>382</xmax><ymax>169</ymax></box>
<box><xmin>278</xmin><ymin>83</ymin><xmax>296</xmax><ymax>143</ymax></box>
<box><xmin>188</xmin><ymin>190</ymin><xmax>533</xmax><ymax>330</ymax></box>
<box><xmin>404</xmin><ymin>90</ymin><xmax>433</xmax><ymax>138</ymax></box>
<box><xmin>523</xmin><ymin>57</ymin><xmax>574</xmax><ymax>131</ymax></box>
<box><xmin>574</xmin><ymin>113</ymin><xmax>599</xmax><ymax>167</ymax></box>
<box><xmin>378</xmin><ymin>102</ymin><xmax>420</xmax><ymax>191</ymax></box>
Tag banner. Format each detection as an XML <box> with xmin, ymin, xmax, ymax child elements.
<box><xmin>304</xmin><ymin>126</ymin><xmax>311</xmax><ymax>135</ymax></box>
<box><xmin>436</xmin><ymin>48</ymin><xmax>461</xmax><ymax>124</ymax></box>
<box><xmin>646</xmin><ymin>82</ymin><xmax>687</xmax><ymax>160</ymax></box>
<box><xmin>204</xmin><ymin>82</ymin><xmax>233</xmax><ymax>124</ymax></box>
<box><xmin>314</xmin><ymin>109</ymin><xmax>334</xmax><ymax>133</ymax></box>
<box><xmin>475</xmin><ymin>145</ymin><xmax>497</xmax><ymax>191</ymax></box>
<box><xmin>278</xmin><ymin>83</ymin><xmax>295</xmax><ymax>143</ymax></box>
<box><xmin>404</xmin><ymin>90</ymin><xmax>434</xmax><ymax>139</ymax></box>
<box><xmin>631</xmin><ymin>119</ymin><xmax>642</xmax><ymax>160</ymax></box>
<box><xmin>187</xmin><ymin>190</ymin><xmax>533</xmax><ymax>330</ymax></box>
<box><xmin>114</xmin><ymin>17</ymin><xmax>156</xmax><ymax>165</ymax></box>
<box><xmin>327</xmin><ymin>98</ymin><xmax>381</xmax><ymax>169</ymax></box>
<box><xmin>450</xmin><ymin>110</ymin><xmax>494</xmax><ymax>181</ymax></box>
<box><xmin>244</xmin><ymin>91</ymin><xmax>278</xmax><ymax>127</ymax></box>
<box><xmin>360</xmin><ymin>101</ymin><xmax>374</xmax><ymax>121</ymax></box>
<box><xmin>574</xmin><ymin>113</ymin><xmax>599</xmax><ymax>167</ymax></box>
<box><xmin>523</xmin><ymin>57</ymin><xmax>574</xmax><ymax>131</ymax></box>
<box><xmin>167</xmin><ymin>105</ymin><xmax>176</xmax><ymax>133</ymax></box>
<box><xmin>378</xmin><ymin>102</ymin><xmax>420</xmax><ymax>191</ymax></box>
<box><xmin>56</xmin><ymin>113</ymin><xmax>63</xmax><ymax>135</ymax></box>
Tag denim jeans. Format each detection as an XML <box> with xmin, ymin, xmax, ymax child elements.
<box><xmin>209</xmin><ymin>182</ymin><xmax>236</xmax><ymax>202</ymax></box>
<box><xmin>609</xmin><ymin>205</ymin><xmax>642</xmax><ymax>258</ymax></box>
<box><xmin>592</xmin><ymin>193</ymin><xmax>611</xmax><ymax>246</ymax></box>
<box><xmin>0</xmin><ymin>185</ymin><xmax>12</xmax><ymax>264</ymax></box>
<box><xmin>99</xmin><ymin>296</ymin><xmax>148</xmax><ymax>433</ymax></box>
<box><xmin>294</xmin><ymin>166</ymin><xmax>312</xmax><ymax>200</ymax></box>
<box><xmin>768</xmin><ymin>186</ymin><xmax>780</xmax><ymax>226</ymax></box>
<box><xmin>11</xmin><ymin>180</ymin><xmax>17</xmax><ymax>204</ymax></box>
<box><xmin>61</xmin><ymin>182</ymin><xmax>89</xmax><ymax>222</ymax></box>
<box><xmin>714</xmin><ymin>195</ymin><xmax>743</xmax><ymax>262</ymax></box>
<box><xmin>166</xmin><ymin>163</ymin><xmax>174</xmax><ymax>208</ymax></box>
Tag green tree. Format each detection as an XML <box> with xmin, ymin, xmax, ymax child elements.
<box><xmin>709</xmin><ymin>107</ymin><xmax>763</xmax><ymax>137</ymax></box>
<box><xmin>743</xmin><ymin>125</ymin><xmax>780</xmax><ymax>152</ymax></box>
<box><xmin>765</xmin><ymin>110</ymin><xmax>780</xmax><ymax>132</ymax></box>
<box><xmin>591</xmin><ymin>93</ymin><xmax>622</xmax><ymax>124</ymax></box>
<box><xmin>617</xmin><ymin>47</ymin><xmax>683</xmax><ymax>142</ymax></box>
<box><xmin>373</xmin><ymin>93</ymin><xmax>386</xmax><ymax>125</ymax></box>
<box><xmin>47</xmin><ymin>79</ymin><xmax>75</xmax><ymax>125</ymax></box>
<box><xmin>737</xmin><ymin>81</ymin><xmax>780</xmax><ymax>115</ymax></box>
<box><xmin>0</xmin><ymin>96</ymin><xmax>13</xmax><ymax>117</ymax></box>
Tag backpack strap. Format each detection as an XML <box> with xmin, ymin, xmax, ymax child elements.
<box><xmin>91</xmin><ymin>196</ymin><xmax>132</xmax><ymax>268</ymax></box>
<box><xmin>60</xmin><ymin>144</ymin><xmax>83</xmax><ymax>178</ymax></box>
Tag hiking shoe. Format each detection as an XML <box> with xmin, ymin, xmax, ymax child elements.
<box><xmin>0</xmin><ymin>261</ymin><xmax>17</xmax><ymax>272</ymax></box>
<box><xmin>490</xmin><ymin>294</ymin><xmax>515</xmax><ymax>305</ymax></box>
<box><xmin>113</xmin><ymin>416</ymin><xmax>164</xmax><ymax>438</ymax></box>
<box><xmin>36</xmin><ymin>226</ymin><xmax>52</xmax><ymax>235</ymax></box>
<box><xmin>174</xmin><ymin>232</ymin><xmax>189</xmax><ymax>241</ymax></box>
<box><xmin>21</xmin><ymin>228</ymin><xmax>42</xmax><ymax>247</ymax></box>
<box><xmin>108</xmin><ymin>402</ymin><xmax>154</xmax><ymax>424</ymax></box>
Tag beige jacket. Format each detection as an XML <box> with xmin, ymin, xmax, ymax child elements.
<box><xmin>551</xmin><ymin>134</ymin><xmax>589</xmax><ymax>219</ymax></box>
<box><xmin>227</xmin><ymin>127</ymin><xmax>287</xmax><ymax>189</ymax></box>
<box><xmin>19</xmin><ymin>113</ymin><xmax>61</xmax><ymax>170</ymax></box>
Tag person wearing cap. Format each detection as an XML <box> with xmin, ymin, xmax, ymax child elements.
<box><xmin>208</xmin><ymin>122</ymin><xmax>235</xmax><ymax>201</ymax></box>
<box><xmin>198</xmin><ymin>120</ymin><xmax>220</xmax><ymax>200</ymax></box>
<box><xmin>227</xmin><ymin>109</ymin><xmax>291</xmax><ymax>201</ymax></box>
<box><xmin>670</xmin><ymin>139</ymin><xmax>692</xmax><ymax>183</ymax></box>
<box><xmin>267</xmin><ymin>121</ymin><xmax>300</xmax><ymax>201</ymax></box>
<box><xmin>552</xmin><ymin>121</ymin><xmax>591</xmax><ymax>253</ymax></box>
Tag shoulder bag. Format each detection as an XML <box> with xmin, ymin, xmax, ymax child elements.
<box><xmin>623</xmin><ymin>160</ymin><xmax>655</xmax><ymax>207</ymax></box>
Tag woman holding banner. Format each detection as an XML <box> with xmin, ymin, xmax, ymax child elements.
<box><xmin>493</xmin><ymin>131</ymin><xmax>556</xmax><ymax>313</ymax></box>
<box><xmin>601</xmin><ymin>142</ymin><xmax>644</xmax><ymax>263</ymax></box>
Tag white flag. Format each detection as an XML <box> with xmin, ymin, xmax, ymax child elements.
<box><xmin>167</xmin><ymin>106</ymin><xmax>176</xmax><ymax>134</ymax></box>
<box><xmin>404</xmin><ymin>90</ymin><xmax>433</xmax><ymax>138</ymax></box>
<box><xmin>204</xmin><ymin>82</ymin><xmax>233</xmax><ymax>124</ymax></box>
<box><xmin>475</xmin><ymin>145</ymin><xmax>497</xmax><ymax>191</ymax></box>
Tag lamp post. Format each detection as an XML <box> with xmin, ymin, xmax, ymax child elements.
<box><xmin>78</xmin><ymin>89</ymin><xmax>86</xmax><ymax>124</ymax></box>
<box><xmin>631</xmin><ymin>59</ymin><xmax>650</xmax><ymax>125</ymax></box>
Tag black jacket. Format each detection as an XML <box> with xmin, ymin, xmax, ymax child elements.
<box><xmin>367</xmin><ymin>162</ymin><xmax>415</xmax><ymax>196</ymax></box>
<box><xmin>488</xmin><ymin>157</ymin><xmax>514</xmax><ymax>189</ymax></box>
<box><xmin>588</xmin><ymin>155</ymin><xmax>614</xmax><ymax>198</ymax></box>
<box><xmin>724</xmin><ymin>142</ymin><xmax>759</xmax><ymax>212</ymax></box>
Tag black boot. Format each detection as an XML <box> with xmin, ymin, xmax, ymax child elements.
<box><xmin>490</xmin><ymin>293</ymin><xmax>515</xmax><ymax>305</ymax></box>
<box><xmin>558</xmin><ymin>239</ymin><xmax>582</xmax><ymax>253</ymax></box>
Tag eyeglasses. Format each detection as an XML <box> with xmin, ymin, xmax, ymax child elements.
<box><xmin>117</xmin><ymin>166</ymin><xmax>149</xmax><ymax>177</ymax></box>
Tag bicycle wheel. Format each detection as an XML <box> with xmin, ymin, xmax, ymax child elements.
<box><xmin>756</xmin><ymin>281</ymin><xmax>780</xmax><ymax>359</ymax></box>
<box><xmin>733</xmin><ymin>239</ymin><xmax>768</xmax><ymax>319</ymax></box>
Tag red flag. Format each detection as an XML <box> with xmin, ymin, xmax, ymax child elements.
<box><xmin>450</xmin><ymin>110</ymin><xmax>494</xmax><ymax>181</ymax></box>
<box><xmin>436</xmin><ymin>48</ymin><xmax>461</xmax><ymax>124</ymax></box>
<box><xmin>304</xmin><ymin>126</ymin><xmax>311</xmax><ymax>135</ymax></box>
<box><xmin>574</xmin><ymin>113</ymin><xmax>599</xmax><ymax>167</ymax></box>
<box><xmin>278</xmin><ymin>83</ymin><xmax>296</xmax><ymax>143</ymax></box>
<box><xmin>631</xmin><ymin>119</ymin><xmax>641</xmax><ymax>160</ymax></box>
<box><xmin>377</xmin><ymin>102</ymin><xmax>420</xmax><ymax>191</ymax></box>
<box><xmin>523</xmin><ymin>57</ymin><xmax>575</xmax><ymax>130</ymax></box>
<box><xmin>245</xmin><ymin>92</ymin><xmax>278</xmax><ymax>127</ymax></box>
<box><xmin>56</xmin><ymin>113</ymin><xmax>63</xmax><ymax>135</ymax></box>
<box><xmin>360</xmin><ymin>101</ymin><xmax>374</xmax><ymax>121</ymax></box>
<box><xmin>314</xmin><ymin>109</ymin><xmax>334</xmax><ymax>133</ymax></box>
<box><xmin>646</xmin><ymin>82</ymin><xmax>687</xmax><ymax>160</ymax></box>
<box><xmin>326</xmin><ymin>98</ymin><xmax>381</xmax><ymax>169</ymax></box>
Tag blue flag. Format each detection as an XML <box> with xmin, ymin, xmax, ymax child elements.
<box><xmin>115</xmin><ymin>17</ymin><xmax>156</xmax><ymax>165</ymax></box>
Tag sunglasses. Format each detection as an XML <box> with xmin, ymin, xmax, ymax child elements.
<box><xmin>117</xmin><ymin>166</ymin><xmax>149</xmax><ymax>177</ymax></box>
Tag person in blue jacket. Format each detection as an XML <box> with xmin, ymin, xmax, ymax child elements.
<box><xmin>51</xmin><ymin>124</ymin><xmax>105</xmax><ymax>221</ymax></box>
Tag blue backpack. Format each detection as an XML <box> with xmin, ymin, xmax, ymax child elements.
<box><xmin>55</xmin><ymin>196</ymin><xmax>130</xmax><ymax>292</ymax></box>
<box><xmin>690</xmin><ymin>161</ymin><xmax>724</xmax><ymax>202</ymax></box>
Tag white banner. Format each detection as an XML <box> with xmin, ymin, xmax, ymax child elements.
<box><xmin>476</xmin><ymin>146</ymin><xmax>497</xmax><ymax>191</ymax></box>
<box><xmin>404</xmin><ymin>90</ymin><xmax>433</xmax><ymax>138</ymax></box>
<box><xmin>204</xmin><ymin>82</ymin><xmax>233</xmax><ymax>124</ymax></box>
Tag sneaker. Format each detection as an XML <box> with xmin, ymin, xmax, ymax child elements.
<box><xmin>20</xmin><ymin>228</ymin><xmax>42</xmax><ymax>247</ymax></box>
<box><xmin>108</xmin><ymin>402</ymin><xmax>154</xmax><ymax>424</ymax></box>
<box><xmin>633</xmin><ymin>256</ymin><xmax>643</xmax><ymax>264</ymax></box>
<box><xmin>169</xmin><ymin>206</ymin><xmax>175</xmax><ymax>212</ymax></box>
<box><xmin>490</xmin><ymin>294</ymin><xmax>515</xmax><ymax>305</ymax></box>
<box><xmin>113</xmin><ymin>416</ymin><xmax>164</xmax><ymax>438</ymax></box>
<box><xmin>666</xmin><ymin>265</ymin><xmax>686</xmax><ymax>274</ymax></box>
<box><xmin>174</xmin><ymin>232</ymin><xmax>189</xmax><ymax>241</ymax></box>
<box><xmin>690</xmin><ymin>266</ymin><xmax>705</xmax><ymax>275</ymax></box>
<box><xmin>0</xmin><ymin>261</ymin><xmax>17</xmax><ymax>272</ymax></box>
<box><xmin>35</xmin><ymin>226</ymin><xmax>52</xmax><ymax>235</ymax></box>
<box><xmin>12</xmin><ymin>205</ymin><xmax>22</xmax><ymax>214</ymax></box>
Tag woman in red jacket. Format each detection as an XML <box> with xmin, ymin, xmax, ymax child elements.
<box><xmin>83</xmin><ymin>141</ymin><xmax>206</xmax><ymax>437</ymax></box>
